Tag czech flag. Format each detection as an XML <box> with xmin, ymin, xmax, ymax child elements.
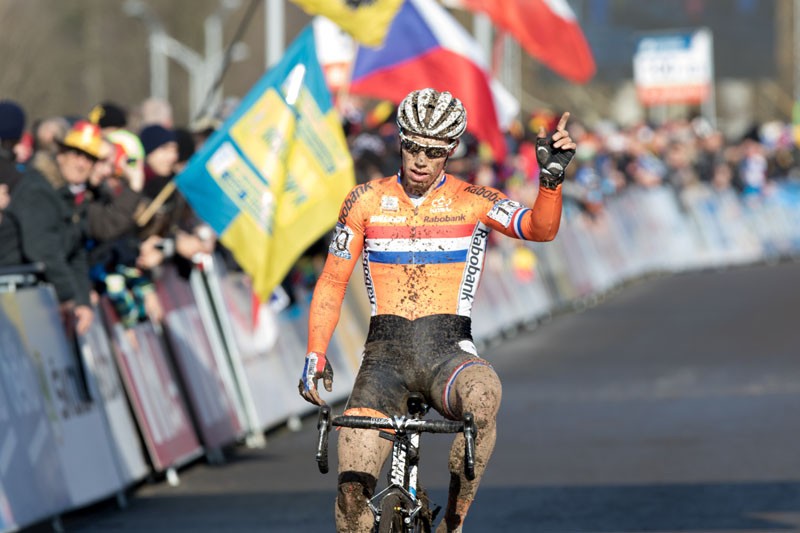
<box><xmin>349</xmin><ymin>0</ymin><xmax>508</xmax><ymax>161</ymax></box>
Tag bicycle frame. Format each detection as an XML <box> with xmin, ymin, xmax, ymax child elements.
<box><xmin>369</xmin><ymin>415</ymin><xmax>427</xmax><ymax>526</ymax></box>
<box><xmin>316</xmin><ymin>397</ymin><xmax>476</xmax><ymax>531</ymax></box>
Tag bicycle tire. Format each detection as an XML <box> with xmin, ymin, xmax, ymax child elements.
<box><xmin>377</xmin><ymin>493</ymin><xmax>405</xmax><ymax>533</ymax></box>
<box><xmin>414</xmin><ymin>487</ymin><xmax>434</xmax><ymax>533</ymax></box>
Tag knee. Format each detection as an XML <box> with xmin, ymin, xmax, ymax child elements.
<box><xmin>337</xmin><ymin>472</ymin><xmax>377</xmax><ymax>515</ymax></box>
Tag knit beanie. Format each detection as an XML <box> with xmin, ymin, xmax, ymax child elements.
<box><xmin>0</xmin><ymin>100</ymin><xmax>26</xmax><ymax>140</ymax></box>
<box><xmin>139</xmin><ymin>125</ymin><xmax>176</xmax><ymax>155</ymax></box>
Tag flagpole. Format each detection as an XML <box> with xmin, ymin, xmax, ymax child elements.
<box><xmin>473</xmin><ymin>12</ymin><xmax>493</xmax><ymax>67</ymax></box>
<box><xmin>265</xmin><ymin>0</ymin><xmax>285</xmax><ymax>69</ymax></box>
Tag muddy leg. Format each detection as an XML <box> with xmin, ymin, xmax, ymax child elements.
<box><xmin>336</xmin><ymin>426</ymin><xmax>392</xmax><ymax>532</ymax></box>
<box><xmin>436</xmin><ymin>365</ymin><xmax>501</xmax><ymax>533</ymax></box>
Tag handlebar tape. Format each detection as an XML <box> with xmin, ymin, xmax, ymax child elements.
<box><xmin>333</xmin><ymin>415</ymin><xmax>465</xmax><ymax>434</ymax></box>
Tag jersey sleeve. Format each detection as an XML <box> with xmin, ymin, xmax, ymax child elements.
<box><xmin>475</xmin><ymin>184</ymin><xmax>563</xmax><ymax>241</ymax></box>
<box><xmin>307</xmin><ymin>183</ymin><xmax>368</xmax><ymax>354</ymax></box>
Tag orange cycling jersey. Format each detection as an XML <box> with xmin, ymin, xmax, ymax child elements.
<box><xmin>307</xmin><ymin>173</ymin><xmax>562</xmax><ymax>354</ymax></box>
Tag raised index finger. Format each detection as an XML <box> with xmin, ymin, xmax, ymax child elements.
<box><xmin>557</xmin><ymin>112</ymin><xmax>571</xmax><ymax>131</ymax></box>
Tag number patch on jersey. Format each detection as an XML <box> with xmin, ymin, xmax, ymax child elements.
<box><xmin>329</xmin><ymin>223</ymin><xmax>355</xmax><ymax>259</ymax></box>
<box><xmin>487</xmin><ymin>199</ymin><xmax>522</xmax><ymax>228</ymax></box>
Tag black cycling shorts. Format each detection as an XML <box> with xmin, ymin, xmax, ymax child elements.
<box><xmin>345</xmin><ymin>314</ymin><xmax>493</xmax><ymax>420</ymax></box>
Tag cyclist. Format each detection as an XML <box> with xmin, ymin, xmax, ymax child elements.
<box><xmin>299</xmin><ymin>88</ymin><xmax>576</xmax><ymax>532</ymax></box>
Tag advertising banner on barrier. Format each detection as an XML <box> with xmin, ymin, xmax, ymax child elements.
<box><xmin>269</xmin><ymin>297</ymin><xmax>355</xmax><ymax>417</ymax></box>
<box><xmin>79</xmin><ymin>312</ymin><xmax>149</xmax><ymax>484</ymax></box>
<box><xmin>0</xmin><ymin>482</ymin><xmax>13</xmax><ymax>532</ymax></box>
<box><xmin>14</xmin><ymin>288</ymin><xmax>123</xmax><ymax>508</ymax></box>
<box><xmin>199</xmin><ymin>256</ymin><xmax>360</xmax><ymax>432</ymax></box>
<box><xmin>102</xmin><ymin>300</ymin><xmax>202</xmax><ymax>472</ymax></box>
<box><xmin>208</xmin><ymin>269</ymin><xmax>297</xmax><ymax>431</ymax></box>
<box><xmin>0</xmin><ymin>293</ymin><xmax>71</xmax><ymax>531</ymax></box>
<box><xmin>156</xmin><ymin>266</ymin><xmax>244</xmax><ymax>450</ymax></box>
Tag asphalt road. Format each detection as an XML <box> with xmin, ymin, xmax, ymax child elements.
<box><xmin>30</xmin><ymin>261</ymin><xmax>800</xmax><ymax>532</ymax></box>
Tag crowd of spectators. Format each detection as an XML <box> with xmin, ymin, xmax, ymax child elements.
<box><xmin>0</xmin><ymin>98</ymin><xmax>216</xmax><ymax>336</ymax></box>
<box><xmin>343</xmin><ymin>100</ymin><xmax>800</xmax><ymax>217</ymax></box>
<box><xmin>1</xmin><ymin>94</ymin><xmax>798</xmax><ymax>335</ymax></box>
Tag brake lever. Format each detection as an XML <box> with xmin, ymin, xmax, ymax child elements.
<box><xmin>463</xmin><ymin>412</ymin><xmax>476</xmax><ymax>481</ymax></box>
<box><xmin>316</xmin><ymin>405</ymin><xmax>331</xmax><ymax>474</ymax></box>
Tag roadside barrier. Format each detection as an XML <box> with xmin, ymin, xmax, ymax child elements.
<box><xmin>1</xmin><ymin>181</ymin><xmax>798</xmax><ymax>532</ymax></box>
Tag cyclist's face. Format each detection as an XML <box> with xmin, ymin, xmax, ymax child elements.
<box><xmin>400</xmin><ymin>133</ymin><xmax>455</xmax><ymax>196</ymax></box>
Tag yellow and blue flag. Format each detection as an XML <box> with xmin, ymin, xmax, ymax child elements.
<box><xmin>176</xmin><ymin>26</ymin><xmax>355</xmax><ymax>300</ymax></box>
<box><xmin>290</xmin><ymin>0</ymin><xmax>403</xmax><ymax>47</ymax></box>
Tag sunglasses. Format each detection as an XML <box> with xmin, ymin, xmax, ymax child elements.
<box><xmin>399</xmin><ymin>133</ymin><xmax>456</xmax><ymax>159</ymax></box>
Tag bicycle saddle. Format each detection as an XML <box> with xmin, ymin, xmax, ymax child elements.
<box><xmin>406</xmin><ymin>393</ymin><xmax>429</xmax><ymax>416</ymax></box>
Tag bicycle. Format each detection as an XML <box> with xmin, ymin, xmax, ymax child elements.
<box><xmin>316</xmin><ymin>393</ymin><xmax>477</xmax><ymax>533</ymax></box>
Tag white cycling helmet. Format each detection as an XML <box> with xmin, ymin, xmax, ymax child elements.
<box><xmin>396</xmin><ymin>88</ymin><xmax>467</xmax><ymax>141</ymax></box>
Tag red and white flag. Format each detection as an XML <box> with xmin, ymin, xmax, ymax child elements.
<box><xmin>454</xmin><ymin>0</ymin><xmax>596</xmax><ymax>83</ymax></box>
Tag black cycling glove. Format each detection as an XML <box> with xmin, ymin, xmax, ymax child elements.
<box><xmin>536</xmin><ymin>135</ymin><xmax>575</xmax><ymax>190</ymax></box>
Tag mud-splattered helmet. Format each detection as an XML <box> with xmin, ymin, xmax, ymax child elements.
<box><xmin>396</xmin><ymin>88</ymin><xmax>467</xmax><ymax>141</ymax></box>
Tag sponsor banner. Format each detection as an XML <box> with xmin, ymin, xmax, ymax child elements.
<box><xmin>14</xmin><ymin>288</ymin><xmax>122</xmax><ymax>508</ymax></box>
<box><xmin>474</xmin><ymin>263</ymin><xmax>514</xmax><ymax>336</ymax></box>
<box><xmin>556</xmin><ymin>221</ymin><xmax>597</xmax><ymax>299</ymax></box>
<box><xmin>510</xmin><ymin>245</ymin><xmax>552</xmax><ymax>323</ymax></box>
<box><xmin>0</xmin><ymin>292</ymin><xmax>71</xmax><ymax>531</ymax></box>
<box><xmin>156</xmin><ymin>266</ymin><xmax>244</xmax><ymax>450</ymax></box>
<box><xmin>204</xmin><ymin>255</ymin><xmax>361</xmax><ymax>431</ymax></box>
<box><xmin>489</xmin><ymin>250</ymin><xmax>518</xmax><ymax>323</ymax></box>
<box><xmin>190</xmin><ymin>255</ymin><xmax>276</xmax><ymax>436</ymax></box>
<box><xmin>0</xmin><ymin>482</ymin><xmax>14</xmax><ymax>532</ymax></box>
<box><xmin>101</xmin><ymin>300</ymin><xmax>202</xmax><ymax>472</ymax></box>
<box><xmin>220</xmin><ymin>273</ymin><xmax>299</xmax><ymax>430</ymax></box>
<box><xmin>469</xmin><ymin>277</ymin><xmax>495</xmax><ymax>343</ymax></box>
<box><xmin>633</xmin><ymin>28</ymin><xmax>713</xmax><ymax>106</ymax></box>
<box><xmin>79</xmin><ymin>312</ymin><xmax>149</xmax><ymax>484</ymax></box>
<box><xmin>570</xmin><ymin>214</ymin><xmax>614</xmax><ymax>294</ymax></box>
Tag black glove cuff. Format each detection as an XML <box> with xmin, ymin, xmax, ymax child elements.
<box><xmin>539</xmin><ymin>170</ymin><xmax>564</xmax><ymax>190</ymax></box>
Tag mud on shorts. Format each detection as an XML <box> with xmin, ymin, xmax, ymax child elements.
<box><xmin>345</xmin><ymin>314</ymin><xmax>493</xmax><ymax>420</ymax></box>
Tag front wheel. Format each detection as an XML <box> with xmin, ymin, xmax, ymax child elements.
<box><xmin>377</xmin><ymin>493</ymin><xmax>405</xmax><ymax>533</ymax></box>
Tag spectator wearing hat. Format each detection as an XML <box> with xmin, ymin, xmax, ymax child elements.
<box><xmin>0</xmin><ymin>99</ymin><xmax>28</xmax><ymax>167</ymax></box>
<box><xmin>0</xmin><ymin>100</ymin><xmax>26</xmax><ymax>264</ymax></box>
<box><xmin>84</xmin><ymin>135</ymin><xmax>145</xmax><ymax>243</ymax></box>
<box><xmin>135</xmin><ymin>124</ymin><xmax>214</xmax><ymax>274</ymax></box>
<box><xmin>108</xmin><ymin>129</ymin><xmax>146</xmax><ymax>190</ymax></box>
<box><xmin>140</xmin><ymin>124</ymin><xmax>178</xmax><ymax>187</ymax></box>
<box><xmin>86</xmin><ymin>133</ymin><xmax>163</xmax><ymax>327</ymax></box>
<box><xmin>0</xmin><ymin>101</ymin><xmax>94</xmax><ymax>334</ymax></box>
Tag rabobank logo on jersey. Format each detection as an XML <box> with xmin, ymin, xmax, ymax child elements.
<box><xmin>457</xmin><ymin>223</ymin><xmax>490</xmax><ymax>316</ymax></box>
